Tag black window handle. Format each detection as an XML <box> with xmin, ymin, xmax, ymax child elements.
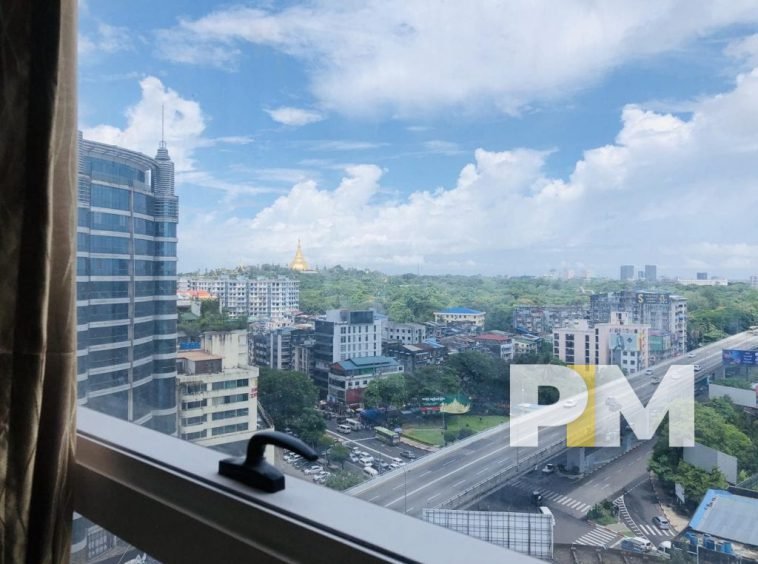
<box><xmin>218</xmin><ymin>430</ymin><xmax>318</xmax><ymax>493</ymax></box>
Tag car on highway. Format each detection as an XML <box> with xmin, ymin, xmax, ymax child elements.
<box><xmin>693</xmin><ymin>364</ymin><xmax>702</xmax><ymax>371</ymax></box>
<box><xmin>400</xmin><ymin>450</ymin><xmax>417</xmax><ymax>459</ymax></box>
<box><xmin>605</xmin><ymin>397</ymin><xmax>622</xmax><ymax>411</ymax></box>
<box><xmin>562</xmin><ymin>398</ymin><xmax>577</xmax><ymax>408</ymax></box>
<box><xmin>687</xmin><ymin>352</ymin><xmax>696</xmax><ymax>358</ymax></box>
<box><xmin>541</xmin><ymin>463</ymin><xmax>555</xmax><ymax>474</ymax></box>
<box><xmin>652</xmin><ymin>515</ymin><xmax>670</xmax><ymax>530</ymax></box>
<box><xmin>531</xmin><ymin>491</ymin><xmax>543</xmax><ymax>505</ymax></box>
<box><xmin>645</xmin><ymin>368</ymin><xmax>654</xmax><ymax>375</ymax></box>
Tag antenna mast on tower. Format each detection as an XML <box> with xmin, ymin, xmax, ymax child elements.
<box><xmin>160</xmin><ymin>104</ymin><xmax>166</xmax><ymax>148</ymax></box>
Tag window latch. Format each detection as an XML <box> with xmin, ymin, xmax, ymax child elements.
<box><xmin>219</xmin><ymin>430</ymin><xmax>318</xmax><ymax>493</ymax></box>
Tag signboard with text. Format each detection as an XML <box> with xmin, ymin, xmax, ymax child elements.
<box><xmin>722</xmin><ymin>349</ymin><xmax>758</xmax><ymax>366</ymax></box>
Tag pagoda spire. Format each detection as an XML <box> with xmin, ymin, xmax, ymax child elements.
<box><xmin>290</xmin><ymin>239</ymin><xmax>309</xmax><ymax>271</ymax></box>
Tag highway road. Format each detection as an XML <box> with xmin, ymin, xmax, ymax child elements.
<box><xmin>351</xmin><ymin>331</ymin><xmax>758</xmax><ymax>518</ymax></box>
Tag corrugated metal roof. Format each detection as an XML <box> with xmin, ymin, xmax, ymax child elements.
<box><xmin>689</xmin><ymin>489</ymin><xmax>758</xmax><ymax>547</ymax></box>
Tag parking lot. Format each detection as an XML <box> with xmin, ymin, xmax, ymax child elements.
<box><xmin>278</xmin><ymin>420</ymin><xmax>429</xmax><ymax>485</ymax></box>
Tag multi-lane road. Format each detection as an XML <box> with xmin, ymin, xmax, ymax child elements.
<box><xmin>350</xmin><ymin>331</ymin><xmax>757</xmax><ymax>518</ymax></box>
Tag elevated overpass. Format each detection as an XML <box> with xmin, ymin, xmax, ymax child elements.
<box><xmin>348</xmin><ymin>332</ymin><xmax>758</xmax><ymax>517</ymax></box>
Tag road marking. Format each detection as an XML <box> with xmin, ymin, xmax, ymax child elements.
<box><xmin>421</xmin><ymin>470</ymin><xmax>433</xmax><ymax>477</ymax></box>
<box><xmin>392</xmin><ymin>483</ymin><xmax>404</xmax><ymax>491</ymax></box>
<box><xmin>473</xmin><ymin>466</ymin><xmax>491</xmax><ymax>477</ymax></box>
<box><xmin>453</xmin><ymin>479</ymin><xmax>468</xmax><ymax>488</ymax></box>
<box><xmin>428</xmin><ymin>493</ymin><xmax>441</xmax><ymax>501</ymax></box>
<box><xmin>369</xmin><ymin>495</ymin><xmax>381</xmax><ymax>502</ymax></box>
<box><xmin>556</xmin><ymin>496</ymin><xmax>568</xmax><ymax>503</ymax></box>
<box><xmin>384</xmin><ymin>440</ymin><xmax>515</xmax><ymax>507</ymax></box>
<box><xmin>407</xmin><ymin>507</ymin><xmax>415</xmax><ymax>513</ymax></box>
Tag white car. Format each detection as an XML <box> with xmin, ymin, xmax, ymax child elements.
<box><xmin>303</xmin><ymin>465</ymin><xmax>323</xmax><ymax>475</ymax></box>
<box><xmin>359</xmin><ymin>456</ymin><xmax>374</xmax><ymax>465</ymax></box>
<box><xmin>541</xmin><ymin>463</ymin><xmax>555</xmax><ymax>474</ymax></box>
<box><xmin>693</xmin><ymin>364</ymin><xmax>702</xmax><ymax>371</ymax></box>
<box><xmin>563</xmin><ymin>398</ymin><xmax>577</xmax><ymax>408</ymax></box>
<box><xmin>390</xmin><ymin>457</ymin><xmax>403</xmax><ymax>464</ymax></box>
<box><xmin>687</xmin><ymin>352</ymin><xmax>696</xmax><ymax>358</ymax></box>
<box><xmin>645</xmin><ymin>368</ymin><xmax>654</xmax><ymax>375</ymax></box>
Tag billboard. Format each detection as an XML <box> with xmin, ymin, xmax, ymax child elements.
<box><xmin>420</xmin><ymin>394</ymin><xmax>471</xmax><ymax>414</ymax></box>
<box><xmin>608</xmin><ymin>330</ymin><xmax>641</xmax><ymax>352</ymax></box>
<box><xmin>636</xmin><ymin>292</ymin><xmax>670</xmax><ymax>305</ymax></box>
<box><xmin>722</xmin><ymin>349</ymin><xmax>758</xmax><ymax>366</ymax></box>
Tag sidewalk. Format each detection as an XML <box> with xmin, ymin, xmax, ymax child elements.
<box><xmin>649</xmin><ymin>472</ymin><xmax>690</xmax><ymax>532</ymax></box>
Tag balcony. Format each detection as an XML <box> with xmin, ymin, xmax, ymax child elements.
<box><xmin>74</xmin><ymin>407</ymin><xmax>532</xmax><ymax>562</ymax></box>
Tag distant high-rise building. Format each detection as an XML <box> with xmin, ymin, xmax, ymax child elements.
<box><xmin>589</xmin><ymin>291</ymin><xmax>686</xmax><ymax>361</ymax></box>
<box><xmin>751</xmin><ymin>275</ymin><xmax>758</xmax><ymax>289</ymax></box>
<box><xmin>77</xmin><ymin>132</ymin><xmax>178</xmax><ymax>433</ymax></box>
<box><xmin>620</xmin><ymin>265</ymin><xmax>635</xmax><ymax>281</ymax></box>
<box><xmin>645</xmin><ymin>264</ymin><xmax>657</xmax><ymax>282</ymax></box>
<box><xmin>696</xmin><ymin>272</ymin><xmax>708</xmax><ymax>280</ymax></box>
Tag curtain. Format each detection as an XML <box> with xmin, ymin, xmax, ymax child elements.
<box><xmin>0</xmin><ymin>1</ymin><xmax>78</xmax><ymax>563</ymax></box>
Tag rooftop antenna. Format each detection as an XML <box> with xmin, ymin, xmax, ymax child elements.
<box><xmin>160</xmin><ymin>104</ymin><xmax>166</xmax><ymax>148</ymax></box>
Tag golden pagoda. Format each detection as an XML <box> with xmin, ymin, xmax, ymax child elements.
<box><xmin>290</xmin><ymin>240</ymin><xmax>310</xmax><ymax>271</ymax></box>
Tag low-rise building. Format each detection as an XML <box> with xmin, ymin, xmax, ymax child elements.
<box><xmin>250</xmin><ymin>326</ymin><xmax>314</xmax><ymax>371</ymax></box>
<box><xmin>474</xmin><ymin>331</ymin><xmax>514</xmax><ymax>361</ymax></box>
<box><xmin>327</xmin><ymin>356</ymin><xmax>403</xmax><ymax>407</ymax></box>
<box><xmin>176</xmin><ymin>348</ymin><xmax>259</xmax><ymax>447</ymax></box>
<box><xmin>512</xmin><ymin>304</ymin><xmax>587</xmax><ymax>336</ymax></box>
<box><xmin>433</xmin><ymin>307</ymin><xmax>486</xmax><ymax>328</ymax></box>
<box><xmin>512</xmin><ymin>334</ymin><xmax>542</xmax><ymax>357</ymax></box>
<box><xmin>383</xmin><ymin>321</ymin><xmax>427</xmax><ymax>344</ymax></box>
<box><xmin>383</xmin><ymin>339</ymin><xmax>447</xmax><ymax>373</ymax></box>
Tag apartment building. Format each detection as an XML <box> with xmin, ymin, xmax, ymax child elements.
<box><xmin>512</xmin><ymin>304</ymin><xmax>587</xmax><ymax>336</ymax></box>
<box><xmin>383</xmin><ymin>321</ymin><xmax>427</xmax><ymax>344</ymax></box>
<box><xmin>327</xmin><ymin>356</ymin><xmax>403</xmax><ymax>407</ymax></box>
<box><xmin>179</xmin><ymin>275</ymin><xmax>299</xmax><ymax>321</ymax></box>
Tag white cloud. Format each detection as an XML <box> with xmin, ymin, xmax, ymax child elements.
<box><xmin>725</xmin><ymin>34</ymin><xmax>758</xmax><ymax>68</ymax></box>
<box><xmin>178</xmin><ymin>68</ymin><xmax>758</xmax><ymax>276</ymax></box>
<box><xmin>82</xmin><ymin>76</ymin><xmax>254</xmax><ymax>173</ymax></box>
<box><xmin>156</xmin><ymin>1</ymin><xmax>758</xmax><ymax>117</ymax></box>
<box><xmin>265</xmin><ymin>107</ymin><xmax>325</xmax><ymax>126</ymax></box>
<box><xmin>423</xmin><ymin>140</ymin><xmax>463</xmax><ymax>155</ymax></box>
<box><xmin>79</xmin><ymin>23</ymin><xmax>135</xmax><ymax>58</ymax></box>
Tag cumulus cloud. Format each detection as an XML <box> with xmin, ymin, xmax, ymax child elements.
<box><xmin>179</xmin><ymin>69</ymin><xmax>758</xmax><ymax>276</ymax></box>
<box><xmin>156</xmin><ymin>1</ymin><xmax>758</xmax><ymax>117</ymax></box>
<box><xmin>265</xmin><ymin>107</ymin><xmax>325</xmax><ymax>126</ymax></box>
<box><xmin>82</xmin><ymin>76</ymin><xmax>253</xmax><ymax>173</ymax></box>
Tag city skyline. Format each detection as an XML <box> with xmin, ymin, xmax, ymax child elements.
<box><xmin>79</xmin><ymin>2</ymin><xmax>758</xmax><ymax>276</ymax></box>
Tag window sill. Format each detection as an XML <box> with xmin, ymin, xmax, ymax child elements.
<box><xmin>74</xmin><ymin>407</ymin><xmax>535</xmax><ymax>563</ymax></box>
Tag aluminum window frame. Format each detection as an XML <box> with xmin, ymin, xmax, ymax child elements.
<box><xmin>74</xmin><ymin>407</ymin><xmax>536</xmax><ymax>563</ymax></box>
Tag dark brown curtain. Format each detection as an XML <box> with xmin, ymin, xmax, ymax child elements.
<box><xmin>0</xmin><ymin>0</ymin><xmax>78</xmax><ymax>563</ymax></box>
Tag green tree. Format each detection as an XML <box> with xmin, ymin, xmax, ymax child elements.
<box><xmin>324</xmin><ymin>471</ymin><xmax>364</xmax><ymax>491</ymax></box>
<box><xmin>329</xmin><ymin>443</ymin><xmax>351</xmax><ymax>469</ymax></box>
<box><xmin>258</xmin><ymin>369</ymin><xmax>318</xmax><ymax>429</ymax></box>
<box><xmin>458</xmin><ymin>427</ymin><xmax>475</xmax><ymax>440</ymax></box>
<box><xmin>363</xmin><ymin>374</ymin><xmax>407</xmax><ymax>410</ymax></box>
<box><xmin>290</xmin><ymin>409</ymin><xmax>327</xmax><ymax>448</ymax></box>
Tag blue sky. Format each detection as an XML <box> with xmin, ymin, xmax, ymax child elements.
<box><xmin>79</xmin><ymin>1</ymin><xmax>758</xmax><ymax>278</ymax></box>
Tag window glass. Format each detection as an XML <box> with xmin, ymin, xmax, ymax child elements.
<box><xmin>91</xmin><ymin>185</ymin><xmax>130</xmax><ymax>210</ymax></box>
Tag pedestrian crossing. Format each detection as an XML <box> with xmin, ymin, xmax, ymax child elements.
<box><xmin>509</xmin><ymin>479</ymin><xmax>592</xmax><ymax>513</ymax></box>
<box><xmin>637</xmin><ymin>523</ymin><xmax>675</xmax><ymax>537</ymax></box>
<box><xmin>574</xmin><ymin>526</ymin><xmax>619</xmax><ymax>547</ymax></box>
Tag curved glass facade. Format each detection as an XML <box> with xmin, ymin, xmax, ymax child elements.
<box><xmin>77</xmin><ymin>133</ymin><xmax>179</xmax><ymax>433</ymax></box>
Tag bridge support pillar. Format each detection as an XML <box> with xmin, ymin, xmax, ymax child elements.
<box><xmin>565</xmin><ymin>447</ymin><xmax>586</xmax><ymax>474</ymax></box>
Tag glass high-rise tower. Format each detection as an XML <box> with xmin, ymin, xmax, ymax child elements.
<box><xmin>76</xmin><ymin>132</ymin><xmax>179</xmax><ymax>434</ymax></box>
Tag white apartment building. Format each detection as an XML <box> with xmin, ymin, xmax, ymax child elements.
<box><xmin>383</xmin><ymin>321</ymin><xmax>427</xmax><ymax>344</ymax></box>
<box><xmin>176</xmin><ymin>329</ymin><xmax>260</xmax><ymax>447</ymax></box>
<box><xmin>179</xmin><ymin>275</ymin><xmax>299</xmax><ymax>321</ymax></box>
<box><xmin>553</xmin><ymin>313</ymin><xmax>650</xmax><ymax>375</ymax></box>
<box><xmin>433</xmin><ymin>307</ymin><xmax>486</xmax><ymax>328</ymax></box>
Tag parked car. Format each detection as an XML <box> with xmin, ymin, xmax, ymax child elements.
<box><xmin>390</xmin><ymin>457</ymin><xmax>403</xmax><ymax>464</ymax></box>
<box><xmin>349</xmin><ymin>454</ymin><xmax>360</xmax><ymax>463</ymax></box>
<box><xmin>359</xmin><ymin>455</ymin><xmax>374</xmax><ymax>465</ymax></box>
<box><xmin>304</xmin><ymin>465</ymin><xmax>323</xmax><ymax>475</ymax></box>
<box><xmin>652</xmin><ymin>516</ymin><xmax>670</xmax><ymax>530</ymax></box>
<box><xmin>400</xmin><ymin>450</ymin><xmax>416</xmax><ymax>459</ymax></box>
<box><xmin>541</xmin><ymin>463</ymin><xmax>555</xmax><ymax>474</ymax></box>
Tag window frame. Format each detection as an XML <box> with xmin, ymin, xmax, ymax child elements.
<box><xmin>74</xmin><ymin>407</ymin><xmax>534</xmax><ymax>562</ymax></box>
